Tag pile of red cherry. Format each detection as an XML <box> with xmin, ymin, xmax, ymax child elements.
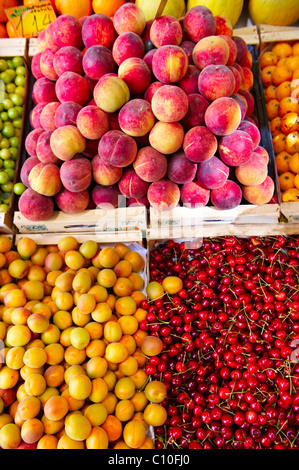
<box><xmin>140</xmin><ymin>236</ymin><xmax>299</xmax><ymax>449</ymax></box>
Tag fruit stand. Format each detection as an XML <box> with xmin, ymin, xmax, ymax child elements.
<box><xmin>0</xmin><ymin>0</ymin><xmax>299</xmax><ymax>453</ymax></box>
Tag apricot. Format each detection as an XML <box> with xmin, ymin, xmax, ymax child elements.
<box><xmin>65</xmin><ymin>412</ymin><xmax>92</xmax><ymax>441</ymax></box>
<box><xmin>118</xmin><ymin>356</ymin><xmax>139</xmax><ymax>376</ymax></box>
<box><xmin>6</xmin><ymin>324</ymin><xmax>31</xmax><ymax>347</ymax></box>
<box><xmin>141</xmin><ymin>335</ymin><xmax>163</xmax><ymax>357</ymax></box>
<box><xmin>43</xmin><ymin>364</ymin><xmax>64</xmax><ymax>387</ymax></box>
<box><xmin>115</xmin><ymin>399</ymin><xmax>135</xmax><ymax>422</ymax></box>
<box><xmin>69</xmin><ymin>374</ymin><xmax>92</xmax><ymax>400</ymax></box>
<box><xmin>162</xmin><ymin>276</ymin><xmax>183</xmax><ymax>295</ymax></box>
<box><xmin>91</xmin><ymin>302</ymin><xmax>112</xmax><ymax>323</ymax></box>
<box><xmin>101</xmin><ymin>414</ymin><xmax>122</xmax><ymax>442</ymax></box>
<box><xmin>85</xmin><ymin>426</ymin><xmax>109</xmax><ymax>449</ymax></box>
<box><xmin>84</xmin><ymin>403</ymin><xmax>107</xmax><ymax>427</ymax></box>
<box><xmin>97</xmin><ymin>269</ymin><xmax>117</xmax><ymax>289</ymax></box>
<box><xmin>57</xmin><ymin>434</ymin><xmax>85</xmax><ymax>449</ymax></box>
<box><xmin>5</xmin><ymin>346</ymin><xmax>25</xmax><ymax>370</ymax></box>
<box><xmin>37</xmin><ymin>434</ymin><xmax>58</xmax><ymax>449</ymax></box>
<box><xmin>0</xmin><ymin>422</ymin><xmax>22</xmax><ymax>449</ymax></box>
<box><xmin>44</xmin><ymin>395</ymin><xmax>69</xmax><ymax>421</ymax></box>
<box><xmin>24</xmin><ymin>373</ymin><xmax>46</xmax><ymax>396</ymax></box>
<box><xmin>117</xmin><ymin>315</ymin><xmax>138</xmax><ymax>336</ymax></box>
<box><xmin>113</xmin><ymin>277</ymin><xmax>134</xmax><ymax>297</ymax></box>
<box><xmin>57</xmin><ymin>236</ymin><xmax>79</xmax><ymax>253</ymax></box>
<box><xmin>146</xmin><ymin>281</ymin><xmax>164</xmax><ymax>301</ymax></box>
<box><xmin>105</xmin><ymin>342</ymin><xmax>128</xmax><ymax>363</ymax></box>
<box><xmin>23</xmin><ymin>347</ymin><xmax>47</xmax><ymax>369</ymax></box>
<box><xmin>144</xmin><ymin>380</ymin><xmax>167</xmax><ymax>403</ymax></box>
<box><xmin>123</xmin><ymin>420</ymin><xmax>146</xmax><ymax>448</ymax></box>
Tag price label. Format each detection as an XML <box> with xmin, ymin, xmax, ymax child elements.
<box><xmin>5</xmin><ymin>0</ymin><xmax>56</xmax><ymax>38</ymax></box>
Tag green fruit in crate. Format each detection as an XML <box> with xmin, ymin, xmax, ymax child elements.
<box><xmin>0</xmin><ymin>56</ymin><xmax>26</xmax><ymax>213</ymax></box>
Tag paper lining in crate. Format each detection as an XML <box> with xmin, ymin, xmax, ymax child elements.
<box><xmin>258</xmin><ymin>26</ymin><xmax>299</xmax><ymax>223</ymax></box>
<box><xmin>13</xmin><ymin>205</ymin><xmax>147</xmax><ymax>241</ymax></box>
<box><xmin>0</xmin><ymin>38</ymin><xmax>29</xmax><ymax>234</ymax></box>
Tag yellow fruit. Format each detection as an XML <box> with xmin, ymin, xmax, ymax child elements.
<box><xmin>248</xmin><ymin>0</ymin><xmax>299</xmax><ymax>26</ymax></box>
<box><xmin>187</xmin><ymin>0</ymin><xmax>243</xmax><ymax>27</ymax></box>
<box><xmin>135</xmin><ymin>0</ymin><xmax>185</xmax><ymax>21</ymax></box>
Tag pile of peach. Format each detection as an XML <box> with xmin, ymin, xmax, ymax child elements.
<box><xmin>260</xmin><ymin>41</ymin><xmax>299</xmax><ymax>203</ymax></box>
<box><xmin>0</xmin><ymin>234</ymin><xmax>167</xmax><ymax>449</ymax></box>
<box><xmin>19</xmin><ymin>4</ymin><xmax>275</xmax><ymax>220</ymax></box>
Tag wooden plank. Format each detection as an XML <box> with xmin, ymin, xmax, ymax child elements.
<box><xmin>280</xmin><ymin>202</ymin><xmax>299</xmax><ymax>224</ymax></box>
<box><xmin>259</xmin><ymin>24</ymin><xmax>299</xmax><ymax>44</ymax></box>
<box><xmin>15</xmin><ymin>231</ymin><xmax>145</xmax><ymax>245</ymax></box>
<box><xmin>28</xmin><ymin>37</ymin><xmax>38</xmax><ymax>57</ymax></box>
<box><xmin>233</xmin><ymin>26</ymin><xmax>259</xmax><ymax>45</ymax></box>
<box><xmin>0</xmin><ymin>38</ymin><xmax>27</xmax><ymax>57</ymax></box>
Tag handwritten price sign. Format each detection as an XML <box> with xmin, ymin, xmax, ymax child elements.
<box><xmin>5</xmin><ymin>0</ymin><xmax>56</xmax><ymax>38</ymax></box>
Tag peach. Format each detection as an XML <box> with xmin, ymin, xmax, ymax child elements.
<box><xmin>229</xmin><ymin>67</ymin><xmax>242</xmax><ymax>94</ymax></box>
<box><xmin>219</xmin><ymin>130</ymin><xmax>254</xmax><ymax>166</ymax></box>
<box><xmin>149</xmin><ymin>121</ymin><xmax>184</xmax><ymax>155</ymax></box>
<box><xmin>92</xmin><ymin>154</ymin><xmax>122</xmax><ymax>185</ymax></box>
<box><xmin>233</xmin><ymin>36</ymin><xmax>248</xmax><ymax>66</ymax></box>
<box><xmin>76</xmin><ymin>105</ymin><xmax>109</xmax><ymax>140</ymax></box>
<box><xmin>118</xmin><ymin>98</ymin><xmax>155</xmax><ymax>137</ymax></box>
<box><xmin>82</xmin><ymin>45</ymin><xmax>116</xmax><ymax>81</ymax></box>
<box><xmin>92</xmin><ymin>184</ymin><xmax>123</xmax><ymax>209</ymax></box>
<box><xmin>118</xmin><ymin>57</ymin><xmax>151</xmax><ymax>95</ymax></box>
<box><xmin>32</xmin><ymin>77</ymin><xmax>57</xmax><ymax>104</ymax></box>
<box><xmin>242</xmin><ymin>175</ymin><xmax>275</xmax><ymax>205</ymax></box>
<box><xmin>50</xmin><ymin>14</ymin><xmax>82</xmax><ymax>48</ymax></box>
<box><xmin>238</xmin><ymin>120</ymin><xmax>261</xmax><ymax>150</ymax></box>
<box><xmin>37</xmin><ymin>28</ymin><xmax>47</xmax><ymax>51</ymax></box>
<box><xmin>30</xmin><ymin>102</ymin><xmax>47</xmax><ymax>129</ymax></box>
<box><xmin>152</xmin><ymin>45</ymin><xmax>188</xmax><ymax>84</ymax></box>
<box><xmin>40</xmin><ymin>46</ymin><xmax>59</xmax><ymax>80</ymax></box>
<box><xmin>53</xmin><ymin>46</ymin><xmax>83</xmax><ymax>76</ymax></box>
<box><xmin>81</xmin><ymin>14</ymin><xmax>117</xmax><ymax>49</ymax></box>
<box><xmin>112</xmin><ymin>31</ymin><xmax>144</xmax><ymax>66</ymax></box>
<box><xmin>239</xmin><ymin>66</ymin><xmax>254</xmax><ymax>92</ymax></box>
<box><xmin>36</xmin><ymin>130</ymin><xmax>61</xmax><ymax>165</ymax></box>
<box><xmin>93</xmin><ymin>74</ymin><xmax>130</xmax><ymax>113</ymax></box>
<box><xmin>98</xmin><ymin>130</ymin><xmax>137</xmax><ymax>168</ymax></box>
<box><xmin>118</xmin><ymin>167</ymin><xmax>149</xmax><ymax>198</ymax></box>
<box><xmin>151</xmin><ymin>85</ymin><xmax>188</xmax><ymax>123</ymax></box>
<box><xmin>255</xmin><ymin>146</ymin><xmax>269</xmax><ymax>164</ymax></box>
<box><xmin>60</xmin><ymin>157</ymin><xmax>92</xmax><ymax>192</ymax></box>
<box><xmin>20</xmin><ymin>156</ymin><xmax>40</xmax><ymax>187</ymax></box>
<box><xmin>177</xmin><ymin>65</ymin><xmax>199</xmax><ymax>95</ymax></box>
<box><xmin>192</xmin><ymin>35</ymin><xmax>229</xmax><ymax>70</ymax></box>
<box><xmin>235</xmin><ymin>153</ymin><xmax>268</xmax><ymax>186</ymax></box>
<box><xmin>196</xmin><ymin>155</ymin><xmax>230</xmax><ymax>189</ymax></box>
<box><xmin>28</xmin><ymin>162</ymin><xmax>62</xmax><ymax>196</ymax></box>
<box><xmin>198</xmin><ymin>64</ymin><xmax>235</xmax><ymax>101</ymax></box>
<box><xmin>181</xmin><ymin>181</ymin><xmax>210</xmax><ymax>208</ymax></box>
<box><xmin>150</xmin><ymin>15</ymin><xmax>182</xmax><ymax>48</ymax></box>
<box><xmin>127</xmin><ymin>196</ymin><xmax>149</xmax><ymax>208</ymax></box>
<box><xmin>113</xmin><ymin>3</ymin><xmax>146</xmax><ymax>36</ymax></box>
<box><xmin>181</xmin><ymin>93</ymin><xmax>209</xmax><ymax>130</ymax></box>
<box><xmin>180</xmin><ymin>40</ymin><xmax>196</xmax><ymax>64</ymax></box>
<box><xmin>204</xmin><ymin>96</ymin><xmax>242</xmax><ymax>136</ymax></box>
<box><xmin>211</xmin><ymin>179</ymin><xmax>242</xmax><ymax>210</ymax></box>
<box><xmin>50</xmin><ymin>125</ymin><xmax>86</xmax><ymax>161</ymax></box>
<box><xmin>55</xmin><ymin>72</ymin><xmax>90</xmax><ymax>106</ymax></box>
<box><xmin>183</xmin><ymin>5</ymin><xmax>216</xmax><ymax>43</ymax></box>
<box><xmin>215</xmin><ymin>16</ymin><xmax>233</xmax><ymax>37</ymax></box>
<box><xmin>183</xmin><ymin>126</ymin><xmax>218</xmax><ymax>163</ymax></box>
<box><xmin>39</xmin><ymin>101</ymin><xmax>60</xmax><ymax>131</ymax></box>
<box><xmin>219</xmin><ymin>35</ymin><xmax>238</xmax><ymax>66</ymax></box>
<box><xmin>143</xmin><ymin>49</ymin><xmax>156</xmax><ymax>74</ymax></box>
<box><xmin>143</xmin><ymin>81</ymin><xmax>164</xmax><ymax>104</ymax></box>
<box><xmin>83</xmin><ymin>138</ymin><xmax>101</xmax><ymax>159</ymax></box>
<box><xmin>18</xmin><ymin>188</ymin><xmax>54</xmax><ymax>221</ymax></box>
<box><xmin>231</xmin><ymin>92</ymin><xmax>247</xmax><ymax>120</ymax></box>
<box><xmin>167</xmin><ymin>151</ymin><xmax>197</xmax><ymax>184</ymax></box>
<box><xmin>147</xmin><ymin>179</ymin><xmax>180</xmax><ymax>210</ymax></box>
<box><xmin>133</xmin><ymin>146</ymin><xmax>167</xmax><ymax>183</ymax></box>
<box><xmin>31</xmin><ymin>53</ymin><xmax>43</xmax><ymax>80</ymax></box>
<box><xmin>25</xmin><ymin>128</ymin><xmax>44</xmax><ymax>158</ymax></box>
<box><xmin>238</xmin><ymin>89</ymin><xmax>255</xmax><ymax>117</ymax></box>
<box><xmin>54</xmin><ymin>101</ymin><xmax>82</xmax><ymax>128</ymax></box>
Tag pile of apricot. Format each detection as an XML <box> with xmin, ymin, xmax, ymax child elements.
<box><xmin>260</xmin><ymin>40</ymin><xmax>299</xmax><ymax>202</ymax></box>
<box><xmin>0</xmin><ymin>234</ymin><xmax>167</xmax><ymax>449</ymax></box>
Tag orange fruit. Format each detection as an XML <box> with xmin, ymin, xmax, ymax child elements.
<box><xmin>279</xmin><ymin>171</ymin><xmax>295</xmax><ymax>191</ymax></box>
<box><xmin>55</xmin><ymin>0</ymin><xmax>92</xmax><ymax>18</ymax></box>
<box><xmin>275</xmin><ymin>151</ymin><xmax>291</xmax><ymax>173</ymax></box>
<box><xmin>271</xmin><ymin>66</ymin><xmax>292</xmax><ymax>86</ymax></box>
<box><xmin>285</xmin><ymin>55</ymin><xmax>299</xmax><ymax>73</ymax></box>
<box><xmin>276</xmin><ymin>81</ymin><xmax>291</xmax><ymax>101</ymax></box>
<box><xmin>282</xmin><ymin>187</ymin><xmax>299</xmax><ymax>202</ymax></box>
<box><xmin>0</xmin><ymin>0</ymin><xmax>17</xmax><ymax>23</ymax></box>
<box><xmin>290</xmin><ymin>79</ymin><xmax>299</xmax><ymax>100</ymax></box>
<box><xmin>280</xmin><ymin>112</ymin><xmax>298</xmax><ymax>135</ymax></box>
<box><xmin>6</xmin><ymin>20</ymin><xmax>18</xmax><ymax>38</ymax></box>
<box><xmin>259</xmin><ymin>51</ymin><xmax>278</xmax><ymax>69</ymax></box>
<box><xmin>272</xmin><ymin>42</ymin><xmax>293</xmax><ymax>59</ymax></box>
<box><xmin>92</xmin><ymin>0</ymin><xmax>125</xmax><ymax>16</ymax></box>
<box><xmin>261</xmin><ymin>65</ymin><xmax>276</xmax><ymax>87</ymax></box>
<box><xmin>0</xmin><ymin>22</ymin><xmax>7</xmax><ymax>38</ymax></box>
<box><xmin>278</xmin><ymin>96</ymin><xmax>299</xmax><ymax>117</ymax></box>
<box><xmin>293</xmin><ymin>42</ymin><xmax>299</xmax><ymax>56</ymax></box>
<box><xmin>264</xmin><ymin>85</ymin><xmax>277</xmax><ymax>102</ymax></box>
<box><xmin>24</xmin><ymin>0</ymin><xmax>56</xmax><ymax>9</ymax></box>
<box><xmin>272</xmin><ymin>133</ymin><xmax>286</xmax><ymax>154</ymax></box>
<box><xmin>285</xmin><ymin>131</ymin><xmax>299</xmax><ymax>154</ymax></box>
<box><xmin>289</xmin><ymin>152</ymin><xmax>299</xmax><ymax>174</ymax></box>
<box><xmin>269</xmin><ymin>116</ymin><xmax>282</xmax><ymax>136</ymax></box>
<box><xmin>266</xmin><ymin>99</ymin><xmax>280</xmax><ymax>120</ymax></box>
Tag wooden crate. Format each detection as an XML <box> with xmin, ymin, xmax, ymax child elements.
<box><xmin>0</xmin><ymin>38</ymin><xmax>29</xmax><ymax>234</ymax></box>
<box><xmin>13</xmin><ymin>206</ymin><xmax>147</xmax><ymax>243</ymax></box>
<box><xmin>233</xmin><ymin>25</ymin><xmax>260</xmax><ymax>45</ymax></box>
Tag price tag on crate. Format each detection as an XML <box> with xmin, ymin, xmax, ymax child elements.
<box><xmin>5</xmin><ymin>0</ymin><xmax>56</xmax><ymax>38</ymax></box>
